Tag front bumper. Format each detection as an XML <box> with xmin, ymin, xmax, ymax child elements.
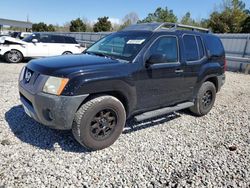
<box><xmin>19</xmin><ymin>77</ymin><xmax>88</xmax><ymax>130</ymax></box>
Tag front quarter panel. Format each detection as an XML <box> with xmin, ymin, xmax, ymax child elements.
<box><xmin>62</xmin><ymin>63</ymin><xmax>139</xmax><ymax>115</ymax></box>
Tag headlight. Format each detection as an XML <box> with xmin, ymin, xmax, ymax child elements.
<box><xmin>43</xmin><ymin>76</ymin><xmax>69</xmax><ymax>95</ymax></box>
<box><xmin>19</xmin><ymin>67</ymin><xmax>25</xmax><ymax>81</ymax></box>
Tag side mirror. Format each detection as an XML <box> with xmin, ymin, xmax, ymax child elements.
<box><xmin>32</xmin><ymin>39</ymin><xmax>38</xmax><ymax>43</ymax></box>
<box><xmin>146</xmin><ymin>54</ymin><xmax>166</xmax><ymax>67</ymax></box>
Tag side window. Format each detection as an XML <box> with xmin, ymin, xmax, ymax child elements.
<box><xmin>51</xmin><ymin>35</ymin><xmax>65</xmax><ymax>43</ymax></box>
<box><xmin>196</xmin><ymin>36</ymin><xmax>205</xmax><ymax>59</ymax></box>
<box><xmin>204</xmin><ymin>36</ymin><xmax>224</xmax><ymax>57</ymax></box>
<box><xmin>40</xmin><ymin>34</ymin><xmax>51</xmax><ymax>43</ymax></box>
<box><xmin>183</xmin><ymin>35</ymin><xmax>199</xmax><ymax>61</ymax></box>
<box><xmin>65</xmin><ymin>37</ymin><xmax>77</xmax><ymax>44</ymax></box>
<box><xmin>148</xmin><ymin>36</ymin><xmax>178</xmax><ymax>63</ymax></box>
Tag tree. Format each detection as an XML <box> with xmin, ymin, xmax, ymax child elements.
<box><xmin>32</xmin><ymin>22</ymin><xmax>48</xmax><ymax>32</ymax></box>
<box><xmin>119</xmin><ymin>12</ymin><xmax>139</xmax><ymax>30</ymax></box>
<box><xmin>139</xmin><ymin>7</ymin><xmax>177</xmax><ymax>23</ymax></box>
<box><xmin>69</xmin><ymin>18</ymin><xmax>86</xmax><ymax>32</ymax></box>
<box><xmin>93</xmin><ymin>17</ymin><xmax>112</xmax><ymax>32</ymax></box>
<box><xmin>180</xmin><ymin>12</ymin><xmax>199</xmax><ymax>26</ymax></box>
<box><xmin>47</xmin><ymin>24</ymin><xmax>55</xmax><ymax>32</ymax></box>
<box><xmin>208</xmin><ymin>0</ymin><xmax>248</xmax><ymax>33</ymax></box>
<box><xmin>241</xmin><ymin>16</ymin><xmax>250</xmax><ymax>33</ymax></box>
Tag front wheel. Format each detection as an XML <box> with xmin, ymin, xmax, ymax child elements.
<box><xmin>72</xmin><ymin>95</ymin><xmax>126</xmax><ymax>150</ymax></box>
<box><xmin>4</xmin><ymin>50</ymin><xmax>23</xmax><ymax>63</ymax></box>
<box><xmin>189</xmin><ymin>81</ymin><xmax>216</xmax><ymax>116</ymax></box>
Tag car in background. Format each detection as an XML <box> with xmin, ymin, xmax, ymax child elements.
<box><xmin>10</xmin><ymin>32</ymin><xmax>32</xmax><ymax>39</ymax></box>
<box><xmin>0</xmin><ymin>33</ymin><xmax>84</xmax><ymax>63</ymax></box>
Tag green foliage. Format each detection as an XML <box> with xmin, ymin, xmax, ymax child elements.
<box><xmin>93</xmin><ymin>17</ymin><xmax>112</xmax><ymax>32</ymax></box>
<box><xmin>32</xmin><ymin>22</ymin><xmax>49</xmax><ymax>32</ymax></box>
<box><xmin>208</xmin><ymin>0</ymin><xmax>248</xmax><ymax>33</ymax></box>
<box><xmin>69</xmin><ymin>18</ymin><xmax>86</xmax><ymax>32</ymax></box>
<box><xmin>241</xmin><ymin>16</ymin><xmax>250</xmax><ymax>33</ymax></box>
<box><xmin>139</xmin><ymin>7</ymin><xmax>177</xmax><ymax>23</ymax></box>
<box><xmin>47</xmin><ymin>24</ymin><xmax>55</xmax><ymax>32</ymax></box>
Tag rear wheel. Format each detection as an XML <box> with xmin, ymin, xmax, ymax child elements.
<box><xmin>4</xmin><ymin>50</ymin><xmax>23</xmax><ymax>63</ymax></box>
<box><xmin>72</xmin><ymin>95</ymin><xmax>126</xmax><ymax>150</ymax></box>
<box><xmin>189</xmin><ymin>81</ymin><xmax>216</xmax><ymax>116</ymax></box>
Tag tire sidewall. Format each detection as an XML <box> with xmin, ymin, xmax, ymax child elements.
<box><xmin>5</xmin><ymin>50</ymin><xmax>23</xmax><ymax>63</ymax></box>
<box><xmin>79</xmin><ymin>97</ymin><xmax>126</xmax><ymax>150</ymax></box>
<box><xmin>197</xmin><ymin>82</ymin><xmax>216</xmax><ymax>115</ymax></box>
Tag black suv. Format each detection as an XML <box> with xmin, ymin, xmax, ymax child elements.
<box><xmin>18</xmin><ymin>23</ymin><xmax>226</xmax><ymax>150</ymax></box>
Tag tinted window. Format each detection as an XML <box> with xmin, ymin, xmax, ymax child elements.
<box><xmin>65</xmin><ymin>37</ymin><xmax>77</xmax><ymax>44</ymax></box>
<box><xmin>23</xmin><ymin>33</ymin><xmax>40</xmax><ymax>42</ymax></box>
<box><xmin>40</xmin><ymin>34</ymin><xmax>51</xmax><ymax>43</ymax></box>
<box><xmin>51</xmin><ymin>35</ymin><xmax>65</xmax><ymax>43</ymax></box>
<box><xmin>183</xmin><ymin>35</ymin><xmax>199</xmax><ymax>61</ymax></box>
<box><xmin>149</xmin><ymin>36</ymin><xmax>178</xmax><ymax>63</ymax></box>
<box><xmin>204</xmin><ymin>36</ymin><xmax>224</xmax><ymax>57</ymax></box>
<box><xmin>196</xmin><ymin>36</ymin><xmax>205</xmax><ymax>58</ymax></box>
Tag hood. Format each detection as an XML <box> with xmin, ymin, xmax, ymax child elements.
<box><xmin>0</xmin><ymin>36</ymin><xmax>27</xmax><ymax>45</ymax></box>
<box><xmin>27</xmin><ymin>54</ymin><xmax>122</xmax><ymax>76</ymax></box>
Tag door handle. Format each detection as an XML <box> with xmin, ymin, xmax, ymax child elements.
<box><xmin>175</xmin><ymin>69</ymin><xmax>184</xmax><ymax>73</ymax></box>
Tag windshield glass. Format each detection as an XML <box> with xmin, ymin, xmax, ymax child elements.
<box><xmin>23</xmin><ymin>33</ymin><xmax>39</xmax><ymax>42</ymax></box>
<box><xmin>86</xmin><ymin>31</ymin><xmax>152</xmax><ymax>61</ymax></box>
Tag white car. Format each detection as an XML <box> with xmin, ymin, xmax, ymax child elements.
<box><xmin>0</xmin><ymin>33</ymin><xmax>85</xmax><ymax>63</ymax></box>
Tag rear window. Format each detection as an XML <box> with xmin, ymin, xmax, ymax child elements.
<box><xmin>65</xmin><ymin>37</ymin><xmax>78</xmax><ymax>44</ymax></box>
<box><xmin>204</xmin><ymin>36</ymin><xmax>224</xmax><ymax>57</ymax></box>
<box><xmin>51</xmin><ymin>35</ymin><xmax>65</xmax><ymax>43</ymax></box>
<box><xmin>183</xmin><ymin>35</ymin><xmax>199</xmax><ymax>61</ymax></box>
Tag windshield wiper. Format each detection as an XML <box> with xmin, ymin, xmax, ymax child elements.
<box><xmin>85</xmin><ymin>51</ymin><xmax>117</xmax><ymax>60</ymax></box>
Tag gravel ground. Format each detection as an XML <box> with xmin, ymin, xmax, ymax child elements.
<box><xmin>0</xmin><ymin>61</ymin><xmax>249</xmax><ymax>188</ymax></box>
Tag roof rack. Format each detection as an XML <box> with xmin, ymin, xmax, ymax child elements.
<box><xmin>155</xmin><ymin>23</ymin><xmax>210</xmax><ymax>33</ymax></box>
<box><xmin>122</xmin><ymin>22</ymin><xmax>210</xmax><ymax>33</ymax></box>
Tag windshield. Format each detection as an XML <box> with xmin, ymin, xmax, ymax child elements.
<box><xmin>86</xmin><ymin>31</ymin><xmax>152</xmax><ymax>61</ymax></box>
<box><xmin>23</xmin><ymin>33</ymin><xmax>39</xmax><ymax>42</ymax></box>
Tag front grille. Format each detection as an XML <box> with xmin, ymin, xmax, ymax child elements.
<box><xmin>23</xmin><ymin>68</ymin><xmax>40</xmax><ymax>86</ymax></box>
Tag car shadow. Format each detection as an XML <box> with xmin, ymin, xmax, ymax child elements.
<box><xmin>5</xmin><ymin>105</ymin><xmax>90</xmax><ymax>153</ymax></box>
<box><xmin>5</xmin><ymin>105</ymin><xmax>181</xmax><ymax>152</ymax></box>
<box><xmin>124</xmin><ymin>113</ymin><xmax>181</xmax><ymax>134</ymax></box>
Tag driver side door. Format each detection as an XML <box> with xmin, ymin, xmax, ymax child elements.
<box><xmin>136</xmin><ymin>35</ymin><xmax>187</xmax><ymax>110</ymax></box>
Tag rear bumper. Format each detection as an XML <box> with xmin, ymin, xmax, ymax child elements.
<box><xmin>19</xmin><ymin>83</ymin><xmax>88</xmax><ymax>130</ymax></box>
<box><xmin>217</xmin><ymin>73</ymin><xmax>225</xmax><ymax>91</ymax></box>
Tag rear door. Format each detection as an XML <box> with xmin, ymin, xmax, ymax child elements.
<box><xmin>48</xmin><ymin>35</ymin><xmax>66</xmax><ymax>56</ymax></box>
<box><xmin>181</xmin><ymin>34</ymin><xmax>207</xmax><ymax>99</ymax></box>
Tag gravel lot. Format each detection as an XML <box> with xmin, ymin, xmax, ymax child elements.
<box><xmin>0</xmin><ymin>60</ymin><xmax>249</xmax><ymax>187</ymax></box>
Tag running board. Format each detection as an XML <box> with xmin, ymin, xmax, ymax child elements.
<box><xmin>134</xmin><ymin>102</ymin><xmax>194</xmax><ymax>122</ymax></box>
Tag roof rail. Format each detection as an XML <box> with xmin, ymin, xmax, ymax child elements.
<box><xmin>155</xmin><ymin>23</ymin><xmax>210</xmax><ymax>33</ymax></box>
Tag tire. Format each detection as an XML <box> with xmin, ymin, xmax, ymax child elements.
<box><xmin>62</xmin><ymin>51</ymin><xmax>72</xmax><ymax>55</ymax></box>
<box><xmin>189</xmin><ymin>81</ymin><xmax>216</xmax><ymax>116</ymax></box>
<box><xmin>72</xmin><ymin>95</ymin><xmax>126</xmax><ymax>150</ymax></box>
<box><xmin>4</xmin><ymin>50</ymin><xmax>23</xmax><ymax>63</ymax></box>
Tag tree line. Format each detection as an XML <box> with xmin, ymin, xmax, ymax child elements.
<box><xmin>32</xmin><ymin>0</ymin><xmax>250</xmax><ymax>33</ymax></box>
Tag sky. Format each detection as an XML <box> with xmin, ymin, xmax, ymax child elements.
<box><xmin>0</xmin><ymin>0</ymin><xmax>250</xmax><ymax>25</ymax></box>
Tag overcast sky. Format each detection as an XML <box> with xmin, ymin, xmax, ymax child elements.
<box><xmin>0</xmin><ymin>0</ymin><xmax>249</xmax><ymax>25</ymax></box>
